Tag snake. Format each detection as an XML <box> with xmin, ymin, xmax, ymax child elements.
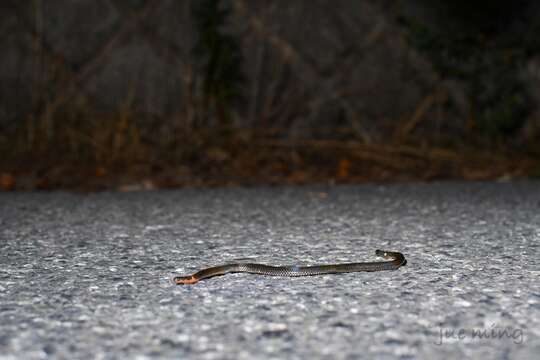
<box><xmin>173</xmin><ymin>249</ymin><xmax>406</xmax><ymax>285</ymax></box>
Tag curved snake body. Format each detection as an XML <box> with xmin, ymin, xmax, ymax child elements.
<box><xmin>173</xmin><ymin>250</ymin><xmax>406</xmax><ymax>285</ymax></box>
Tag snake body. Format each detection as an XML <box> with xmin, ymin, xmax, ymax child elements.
<box><xmin>173</xmin><ymin>250</ymin><xmax>406</xmax><ymax>285</ymax></box>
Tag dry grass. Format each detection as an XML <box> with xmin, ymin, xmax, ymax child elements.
<box><xmin>1</xmin><ymin>100</ymin><xmax>538</xmax><ymax>192</ymax></box>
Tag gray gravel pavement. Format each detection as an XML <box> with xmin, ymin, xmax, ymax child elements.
<box><xmin>1</xmin><ymin>182</ymin><xmax>539</xmax><ymax>359</ymax></box>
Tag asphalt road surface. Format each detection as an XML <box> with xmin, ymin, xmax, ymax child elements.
<box><xmin>1</xmin><ymin>182</ymin><xmax>539</xmax><ymax>359</ymax></box>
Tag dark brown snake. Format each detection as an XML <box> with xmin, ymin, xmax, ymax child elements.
<box><xmin>173</xmin><ymin>250</ymin><xmax>406</xmax><ymax>285</ymax></box>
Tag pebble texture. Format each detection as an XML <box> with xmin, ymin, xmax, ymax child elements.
<box><xmin>0</xmin><ymin>182</ymin><xmax>539</xmax><ymax>359</ymax></box>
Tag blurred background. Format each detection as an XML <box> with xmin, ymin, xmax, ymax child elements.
<box><xmin>1</xmin><ymin>0</ymin><xmax>539</xmax><ymax>191</ymax></box>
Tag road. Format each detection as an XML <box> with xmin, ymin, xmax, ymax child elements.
<box><xmin>1</xmin><ymin>182</ymin><xmax>539</xmax><ymax>359</ymax></box>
